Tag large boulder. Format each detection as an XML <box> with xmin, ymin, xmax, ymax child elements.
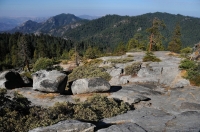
<box><xmin>29</xmin><ymin>120</ymin><xmax>95</xmax><ymax>132</ymax></box>
<box><xmin>0</xmin><ymin>71</ymin><xmax>24</xmax><ymax>89</ymax></box>
<box><xmin>32</xmin><ymin>70</ymin><xmax>68</xmax><ymax>94</ymax></box>
<box><xmin>71</xmin><ymin>77</ymin><xmax>110</xmax><ymax>95</ymax></box>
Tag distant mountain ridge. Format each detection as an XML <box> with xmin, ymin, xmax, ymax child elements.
<box><xmin>7</xmin><ymin>12</ymin><xmax>200</xmax><ymax>48</ymax></box>
<box><xmin>10</xmin><ymin>13</ymin><xmax>88</xmax><ymax>36</ymax></box>
<box><xmin>0</xmin><ymin>16</ymin><xmax>48</xmax><ymax>31</ymax></box>
<box><xmin>78</xmin><ymin>15</ymin><xmax>100</xmax><ymax>20</ymax></box>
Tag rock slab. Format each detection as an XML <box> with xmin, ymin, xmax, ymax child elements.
<box><xmin>29</xmin><ymin>120</ymin><xmax>95</xmax><ymax>132</ymax></box>
<box><xmin>0</xmin><ymin>71</ymin><xmax>24</xmax><ymax>89</ymax></box>
<box><xmin>97</xmin><ymin>122</ymin><xmax>146</xmax><ymax>132</ymax></box>
<box><xmin>32</xmin><ymin>70</ymin><xmax>67</xmax><ymax>94</ymax></box>
<box><xmin>71</xmin><ymin>77</ymin><xmax>110</xmax><ymax>95</ymax></box>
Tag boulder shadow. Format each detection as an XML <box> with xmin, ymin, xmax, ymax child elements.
<box><xmin>109</xmin><ymin>86</ymin><xmax>122</xmax><ymax>93</ymax></box>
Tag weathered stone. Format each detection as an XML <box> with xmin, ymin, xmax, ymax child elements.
<box><xmin>171</xmin><ymin>78</ymin><xmax>190</xmax><ymax>88</ymax></box>
<box><xmin>107</xmin><ymin>68</ymin><xmax>123</xmax><ymax>77</ymax></box>
<box><xmin>109</xmin><ymin>88</ymin><xmax>150</xmax><ymax>104</ymax></box>
<box><xmin>29</xmin><ymin>120</ymin><xmax>95</xmax><ymax>132</ymax></box>
<box><xmin>97</xmin><ymin>123</ymin><xmax>146</xmax><ymax>132</ymax></box>
<box><xmin>0</xmin><ymin>71</ymin><xmax>24</xmax><ymax>89</ymax></box>
<box><xmin>119</xmin><ymin>75</ymin><xmax>131</xmax><ymax>85</ymax></box>
<box><xmin>32</xmin><ymin>70</ymin><xmax>68</xmax><ymax>94</ymax></box>
<box><xmin>22</xmin><ymin>76</ymin><xmax>33</xmax><ymax>87</ymax></box>
<box><xmin>71</xmin><ymin>77</ymin><xmax>110</xmax><ymax>94</ymax></box>
<box><xmin>180</xmin><ymin>102</ymin><xmax>200</xmax><ymax>111</ymax></box>
<box><xmin>166</xmin><ymin>111</ymin><xmax>200</xmax><ymax>132</ymax></box>
<box><xmin>102</xmin><ymin>107</ymin><xmax>174</xmax><ymax>132</ymax></box>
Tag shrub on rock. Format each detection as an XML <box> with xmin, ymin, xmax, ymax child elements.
<box><xmin>33</xmin><ymin>57</ymin><xmax>53</xmax><ymax>72</ymax></box>
<box><xmin>125</xmin><ymin>62</ymin><xmax>142</xmax><ymax>76</ymax></box>
<box><xmin>143</xmin><ymin>52</ymin><xmax>161</xmax><ymax>62</ymax></box>
<box><xmin>68</xmin><ymin>65</ymin><xmax>111</xmax><ymax>82</ymax></box>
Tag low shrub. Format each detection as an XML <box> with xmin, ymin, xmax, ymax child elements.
<box><xmin>180</xmin><ymin>47</ymin><xmax>192</xmax><ymax>58</ymax></box>
<box><xmin>21</xmin><ymin>72</ymin><xmax>32</xmax><ymax>79</ymax></box>
<box><xmin>73</xmin><ymin>95</ymin><xmax>131</xmax><ymax>121</ymax></box>
<box><xmin>125</xmin><ymin>62</ymin><xmax>142</xmax><ymax>76</ymax></box>
<box><xmin>68</xmin><ymin>65</ymin><xmax>111</xmax><ymax>81</ymax></box>
<box><xmin>108</xmin><ymin>57</ymin><xmax>134</xmax><ymax>64</ymax></box>
<box><xmin>0</xmin><ymin>90</ymin><xmax>131</xmax><ymax>131</ymax></box>
<box><xmin>33</xmin><ymin>57</ymin><xmax>53</xmax><ymax>71</ymax></box>
<box><xmin>179</xmin><ymin>59</ymin><xmax>200</xmax><ymax>86</ymax></box>
<box><xmin>179</xmin><ymin>59</ymin><xmax>197</xmax><ymax>70</ymax></box>
<box><xmin>143</xmin><ymin>52</ymin><xmax>161</xmax><ymax>62</ymax></box>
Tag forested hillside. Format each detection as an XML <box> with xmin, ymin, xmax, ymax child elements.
<box><xmin>0</xmin><ymin>33</ymin><xmax>74</xmax><ymax>70</ymax></box>
<box><xmin>64</xmin><ymin>12</ymin><xmax>200</xmax><ymax>48</ymax></box>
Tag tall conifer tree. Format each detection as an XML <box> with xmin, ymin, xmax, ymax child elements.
<box><xmin>168</xmin><ymin>23</ymin><xmax>182</xmax><ymax>53</ymax></box>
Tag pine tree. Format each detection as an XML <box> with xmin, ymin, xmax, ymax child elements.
<box><xmin>11</xmin><ymin>45</ymin><xmax>19</xmax><ymax>66</ymax></box>
<box><xmin>127</xmin><ymin>38</ymin><xmax>138</xmax><ymax>51</ymax></box>
<box><xmin>18</xmin><ymin>35</ymin><xmax>31</xmax><ymax>71</ymax></box>
<box><xmin>146</xmin><ymin>17</ymin><xmax>166</xmax><ymax>51</ymax></box>
<box><xmin>168</xmin><ymin>23</ymin><xmax>182</xmax><ymax>53</ymax></box>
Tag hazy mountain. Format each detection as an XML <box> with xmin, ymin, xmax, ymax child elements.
<box><xmin>10</xmin><ymin>13</ymin><xmax>88</xmax><ymax>36</ymax></box>
<box><xmin>78</xmin><ymin>15</ymin><xmax>100</xmax><ymax>20</ymax></box>
<box><xmin>12</xmin><ymin>20</ymin><xmax>41</xmax><ymax>33</ymax></box>
<box><xmin>0</xmin><ymin>17</ymin><xmax>48</xmax><ymax>31</ymax></box>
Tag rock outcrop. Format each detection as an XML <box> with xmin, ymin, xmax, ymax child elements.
<box><xmin>100</xmin><ymin>107</ymin><xmax>200</xmax><ymax>132</ymax></box>
<box><xmin>108</xmin><ymin>85</ymin><xmax>153</xmax><ymax>104</ymax></box>
<box><xmin>71</xmin><ymin>77</ymin><xmax>110</xmax><ymax>94</ymax></box>
<box><xmin>29</xmin><ymin>120</ymin><xmax>95</xmax><ymax>132</ymax></box>
<box><xmin>0</xmin><ymin>71</ymin><xmax>24</xmax><ymax>89</ymax></box>
<box><xmin>97</xmin><ymin>122</ymin><xmax>146</xmax><ymax>132</ymax></box>
<box><xmin>32</xmin><ymin>70</ymin><xmax>68</xmax><ymax>94</ymax></box>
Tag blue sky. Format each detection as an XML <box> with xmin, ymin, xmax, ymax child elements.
<box><xmin>0</xmin><ymin>0</ymin><xmax>200</xmax><ymax>17</ymax></box>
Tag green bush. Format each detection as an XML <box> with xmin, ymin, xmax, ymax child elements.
<box><xmin>33</xmin><ymin>57</ymin><xmax>53</xmax><ymax>71</ymax></box>
<box><xmin>108</xmin><ymin>57</ymin><xmax>134</xmax><ymax>64</ymax></box>
<box><xmin>0</xmin><ymin>90</ymin><xmax>131</xmax><ymax>131</ymax></box>
<box><xmin>179</xmin><ymin>59</ymin><xmax>197</xmax><ymax>70</ymax></box>
<box><xmin>68</xmin><ymin>65</ymin><xmax>111</xmax><ymax>82</ymax></box>
<box><xmin>125</xmin><ymin>62</ymin><xmax>142</xmax><ymax>76</ymax></box>
<box><xmin>179</xmin><ymin>59</ymin><xmax>200</xmax><ymax>86</ymax></box>
<box><xmin>180</xmin><ymin>47</ymin><xmax>192</xmax><ymax>58</ymax></box>
<box><xmin>73</xmin><ymin>95</ymin><xmax>131</xmax><ymax>121</ymax></box>
<box><xmin>143</xmin><ymin>52</ymin><xmax>161</xmax><ymax>62</ymax></box>
<box><xmin>21</xmin><ymin>72</ymin><xmax>32</xmax><ymax>79</ymax></box>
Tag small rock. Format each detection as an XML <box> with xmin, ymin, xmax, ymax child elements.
<box><xmin>29</xmin><ymin>120</ymin><xmax>95</xmax><ymax>132</ymax></box>
<box><xmin>32</xmin><ymin>70</ymin><xmax>68</xmax><ymax>94</ymax></box>
<box><xmin>107</xmin><ymin>68</ymin><xmax>123</xmax><ymax>77</ymax></box>
<box><xmin>22</xmin><ymin>76</ymin><xmax>33</xmax><ymax>87</ymax></box>
<box><xmin>119</xmin><ymin>75</ymin><xmax>131</xmax><ymax>85</ymax></box>
<box><xmin>0</xmin><ymin>70</ymin><xmax>24</xmax><ymax>89</ymax></box>
<box><xmin>71</xmin><ymin>77</ymin><xmax>110</xmax><ymax>95</ymax></box>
